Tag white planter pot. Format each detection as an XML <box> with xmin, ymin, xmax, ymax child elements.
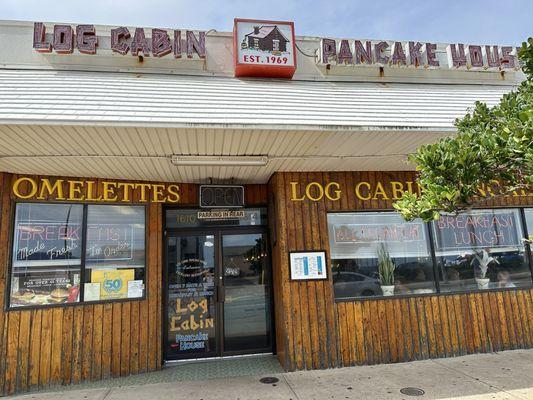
<box><xmin>381</xmin><ymin>285</ymin><xmax>395</xmax><ymax>296</ymax></box>
<box><xmin>476</xmin><ymin>278</ymin><xmax>490</xmax><ymax>290</ymax></box>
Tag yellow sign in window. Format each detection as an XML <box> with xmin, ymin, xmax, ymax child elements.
<box><xmin>91</xmin><ymin>269</ymin><xmax>135</xmax><ymax>300</ymax></box>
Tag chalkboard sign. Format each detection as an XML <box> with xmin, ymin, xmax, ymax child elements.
<box><xmin>200</xmin><ymin>185</ymin><xmax>244</xmax><ymax>208</ymax></box>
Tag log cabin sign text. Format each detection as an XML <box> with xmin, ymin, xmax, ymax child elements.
<box><xmin>32</xmin><ymin>22</ymin><xmax>206</xmax><ymax>58</ymax></box>
<box><xmin>319</xmin><ymin>38</ymin><xmax>521</xmax><ymax>70</ymax></box>
<box><xmin>290</xmin><ymin>180</ymin><xmax>531</xmax><ymax>202</ymax></box>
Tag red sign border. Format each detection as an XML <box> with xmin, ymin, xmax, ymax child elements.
<box><xmin>233</xmin><ymin>18</ymin><xmax>297</xmax><ymax>79</ymax></box>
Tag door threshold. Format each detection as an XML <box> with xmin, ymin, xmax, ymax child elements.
<box><xmin>164</xmin><ymin>352</ymin><xmax>274</xmax><ymax>365</ymax></box>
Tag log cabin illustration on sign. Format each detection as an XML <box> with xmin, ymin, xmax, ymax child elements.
<box><xmin>242</xmin><ymin>25</ymin><xmax>290</xmax><ymax>53</ymax></box>
<box><xmin>234</xmin><ymin>18</ymin><xmax>297</xmax><ymax>78</ymax></box>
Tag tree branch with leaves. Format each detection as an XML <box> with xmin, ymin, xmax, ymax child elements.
<box><xmin>394</xmin><ymin>38</ymin><xmax>533</xmax><ymax>222</ymax></box>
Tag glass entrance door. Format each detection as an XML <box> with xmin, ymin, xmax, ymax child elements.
<box><xmin>221</xmin><ymin>233</ymin><xmax>271</xmax><ymax>354</ymax></box>
<box><xmin>164</xmin><ymin>229</ymin><xmax>272</xmax><ymax>360</ymax></box>
<box><xmin>165</xmin><ymin>233</ymin><xmax>217</xmax><ymax>359</ymax></box>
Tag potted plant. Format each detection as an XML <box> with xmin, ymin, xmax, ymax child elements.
<box><xmin>377</xmin><ymin>242</ymin><xmax>396</xmax><ymax>296</ymax></box>
<box><xmin>471</xmin><ymin>249</ymin><xmax>498</xmax><ymax>289</ymax></box>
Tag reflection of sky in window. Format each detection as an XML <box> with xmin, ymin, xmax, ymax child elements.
<box><xmin>85</xmin><ymin>205</ymin><xmax>145</xmax><ymax>267</ymax></box>
<box><xmin>432</xmin><ymin>209</ymin><xmax>524</xmax><ymax>254</ymax></box>
<box><xmin>328</xmin><ymin>212</ymin><xmax>428</xmax><ymax>259</ymax></box>
<box><xmin>525</xmin><ymin>209</ymin><xmax>533</xmax><ymax>236</ymax></box>
<box><xmin>17</xmin><ymin>203</ymin><xmax>83</xmax><ymax>223</ymax></box>
<box><xmin>13</xmin><ymin>203</ymin><xmax>84</xmax><ymax>266</ymax></box>
<box><xmin>177</xmin><ymin>235</ymin><xmax>215</xmax><ymax>267</ymax></box>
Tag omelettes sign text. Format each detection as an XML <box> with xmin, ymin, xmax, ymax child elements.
<box><xmin>319</xmin><ymin>39</ymin><xmax>521</xmax><ymax>70</ymax></box>
<box><xmin>33</xmin><ymin>22</ymin><xmax>206</xmax><ymax>58</ymax></box>
<box><xmin>12</xmin><ymin>177</ymin><xmax>180</xmax><ymax>203</ymax></box>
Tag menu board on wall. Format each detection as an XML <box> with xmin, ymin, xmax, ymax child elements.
<box><xmin>289</xmin><ymin>251</ymin><xmax>327</xmax><ymax>280</ymax></box>
<box><xmin>13</xmin><ymin>221</ymin><xmax>82</xmax><ymax>267</ymax></box>
<box><xmin>432</xmin><ymin>211</ymin><xmax>521</xmax><ymax>252</ymax></box>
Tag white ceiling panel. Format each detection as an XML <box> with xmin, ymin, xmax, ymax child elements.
<box><xmin>0</xmin><ymin>125</ymin><xmax>446</xmax><ymax>183</ymax></box>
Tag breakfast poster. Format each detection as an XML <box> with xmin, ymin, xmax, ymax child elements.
<box><xmin>10</xmin><ymin>273</ymin><xmax>80</xmax><ymax>306</ymax></box>
<box><xmin>91</xmin><ymin>269</ymin><xmax>135</xmax><ymax>300</ymax></box>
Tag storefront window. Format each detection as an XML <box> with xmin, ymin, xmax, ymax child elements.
<box><xmin>432</xmin><ymin>209</ymin><xmax>532</xmax><ymax>292</ymax></box>
<box><xmin>9</xmin><ymin>203</ymin><xmax>146</xmax><ymax>308</ymax></box>
<box><xmin>525</xmin><ymin>208</ymin><xmax>533</xmax><ymax>242</ymax></box>
<box><xmin>328</xmin><ymin>212</ymin><xmax>436</xmax><ymax>299</ymax></box>
<box><xmin>84</xmin><ymin>205</ymin><xmax>146</xmax><ymax>301</ymax></box>
<box><xmin>10</xmin><ymin>203</ymin><xmax>83</xmax><ymax>307</ymax></box>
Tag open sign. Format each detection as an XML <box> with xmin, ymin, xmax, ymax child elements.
<box><xmin>199</xmin><ymin>185</ymin><xmax>244</xmax><ymax>208</ymax></box>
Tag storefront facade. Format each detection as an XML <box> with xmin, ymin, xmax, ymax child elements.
<box><xmin>0</xmin><ymin>19</ymin><xmax>531</xmax><ymax>396</ymax></box>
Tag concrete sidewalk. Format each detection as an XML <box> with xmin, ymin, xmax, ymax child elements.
<box><xmin>10</xmin><ymin>349</ymin><xmax>533</xmax><ymax>400</ymax></box>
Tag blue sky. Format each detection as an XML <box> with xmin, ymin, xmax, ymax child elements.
<box><xmin>1</xmin><ymin>0</ymin><xmax>531</xmax><ymax>45</ymax></box>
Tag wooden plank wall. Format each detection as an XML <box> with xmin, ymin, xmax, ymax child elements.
<box><xmin>0</xmin><ymin>173</ymin><xmax>267</xmax><ymax>396</ymax></box>
<box><xmin>267</xmin><ymin>171</ymin><xmax>533</xmax><ymax>371</ymax></box>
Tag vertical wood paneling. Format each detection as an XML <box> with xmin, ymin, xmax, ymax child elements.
<box><xmin>0</xmin><ymin>170</ymin><xmax>531</xmax><ymax>396</ymax></box>
<box><xmin>17</xmin><ymin>311</ymin><xmax>31</xmax><ymax>391</ymax></box>
<box><xmin>61</xmin><ymin>307</ymin><xmax>74</xmax><ymax>385</ymax></box>
<box><xmin>0</xmin><ymin>174</ymin><xmax>269</xmax><ymax>396</ymax></box>
<box><xmin>268</xmin><ymin>171</ymin><xmax>533</xmax><ymax>372</ymax></box>
<box><xmin>49</xmin><ymin>308</ymin><xmax>63</xmax><ymax>385</ymax></box>
<box><xmin>91</xmin><ymin>305</ymin><xmax>104</xmax><ymax>380</ymax></box>
<box><xmin>101</xmin><ymin>303</ymin><xmax>113</xmax><ymax>379</ymax></box>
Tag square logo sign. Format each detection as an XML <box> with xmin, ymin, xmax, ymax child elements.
<box><xmin>233</xmin><ymin>19</ymin><xmax>297</xmax><ymax>78</ymax></box>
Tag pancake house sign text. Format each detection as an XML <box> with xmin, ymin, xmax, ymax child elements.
<box><xmin>319</xmin><ymin>38</ymin><xmax>521</xmax><ymax>70</ymax></box>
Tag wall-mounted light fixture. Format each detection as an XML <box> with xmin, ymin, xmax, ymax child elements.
<box><xmin>171</xmin><ymin>155</ymin><xmax>268</xmax><ymax>167</ymax></box>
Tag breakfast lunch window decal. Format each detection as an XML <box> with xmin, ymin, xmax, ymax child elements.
<box><xmin>9</xmin><ymin>203</ymin><xmax>146</xmax><ymax>308</ymax></box>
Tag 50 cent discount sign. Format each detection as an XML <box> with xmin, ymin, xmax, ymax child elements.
<box><xmin>233</xmin><ymin>18</ymin><xmax>297</xmax><ymax>78</ymax></box>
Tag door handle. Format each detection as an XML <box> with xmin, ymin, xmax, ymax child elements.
<box><xmin>219</xmin><ymin>284</ymin><xmax>225</xmax><ymax>303</ymax></box>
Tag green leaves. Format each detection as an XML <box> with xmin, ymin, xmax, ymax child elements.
<box><xmin>394</xmin><ymin>38</ymin><xmax>533</xmax><ymax>222</ymax></box>
<box><xmin>377</xmin><ymin>242</ymin><xmax>396</xmax><ymax>285</ymax></box>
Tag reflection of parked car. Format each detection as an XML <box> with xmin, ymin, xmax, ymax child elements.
<box><xmin>333</xmin><ymin>272</ymin><xmax>380</xmax><ymax>298</ymax></box>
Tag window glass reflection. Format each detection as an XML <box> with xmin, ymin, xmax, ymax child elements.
<box><xmin>328</xmin><ymin>212</ymin><xmax>435</xmax><ymax>299</ymax></box>
<box><xmin>10</xmin><ymin>203</ymin><xmax>83</xmax><ymax>307</ymax></box>
<box><xmin>432</xmin><ymin>209</ymin><xmax>531</xmax><ymax>292</ymax></box>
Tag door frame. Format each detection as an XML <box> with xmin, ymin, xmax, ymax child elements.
<box><xmin>217</xmin><ymin>227</ymin><xmax>273</xmax><ymax>357</ymax></box>
<box><xmin>162</xmin><ymin>218</ymin><xmax>274</xmax><ymax>362</ymax></box>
